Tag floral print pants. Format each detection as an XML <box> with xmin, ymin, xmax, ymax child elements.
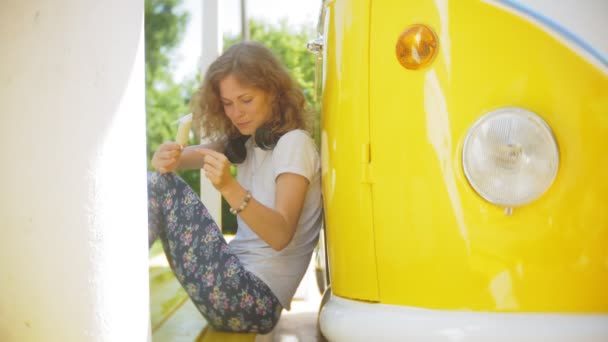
<box><xmin>147</xmin><ymin>172</ymin><xmax>282</xmax><ymax>333</ymax></box>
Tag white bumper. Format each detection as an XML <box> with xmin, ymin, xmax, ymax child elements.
<box><xmin>319</xmin><ymin>294</ymin><xmax>608</xmax><ymax>342</ymax></box>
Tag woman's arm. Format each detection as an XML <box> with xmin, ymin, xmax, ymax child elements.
<box><xmin>223</xmin><ymin>173</ymin><xmax>308</xmax><ymax>251</ymax></box>
<box><xmin>197</xmin><ymin>148</ymin><xmax>308</xmax><ymax>251</ymax></box>
<box><xmin>151</xmin><ymin>139</ymin><xmax>225</xmax><ymax>173</ymax></box>
<box><xmin>177</xmin><ymin>140</ymin><xmax>225</xmax><ymax>170</ymax></box>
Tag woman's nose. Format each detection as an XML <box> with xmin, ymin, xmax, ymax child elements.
<box><xmin>226</xmin><ymin>105</ymin><xmax>239</xmax><ymax>118</ymax></box>
<box><xmin>233</xmin><ymin>103</ymin><xmax>245</xmax><ymax>117</ymax></box>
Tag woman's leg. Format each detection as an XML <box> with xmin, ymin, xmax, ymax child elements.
<box><xmin>147</xmin><ymin>172</ymin><xmax>282</xmax><ymax>333</ymax></box>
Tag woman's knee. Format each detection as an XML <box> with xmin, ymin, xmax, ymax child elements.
<box><xmin>147</xmin><ymin>172</ymin><xmax>183</xmax><ymax>193</ymax></box>
<box><xmin>148</xmin><ymin>171</ymin><xmax>172</xmax><ymax>184</ymax></box>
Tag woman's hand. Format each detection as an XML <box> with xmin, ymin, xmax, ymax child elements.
<box><xmin>197</xmin><ymin>148</ymin><xmax>235</xmax><ymax>192</ymax></box>
<box><xmin>151</xmin><ymin>142</ymin><xmax>184</xmax><ymax>174</ymax></box>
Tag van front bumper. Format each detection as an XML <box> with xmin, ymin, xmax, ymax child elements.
<box><xmin>319</xmin><ymin>294</ymin><xmax>608</xmax><ymax>342</ymax></box>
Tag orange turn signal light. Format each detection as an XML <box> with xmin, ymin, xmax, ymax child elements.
<box><xmin>395</xmin><ymin>24</ymin><xmax>439</xmax><ymax>70</ymax></box>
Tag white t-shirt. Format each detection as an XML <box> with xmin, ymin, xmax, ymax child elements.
<box><xmin>228</xmin><ymin>129</ymin><xmax>322</xmax><ymax>310</ymax></box>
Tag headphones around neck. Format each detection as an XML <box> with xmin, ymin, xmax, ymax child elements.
<box><xmin>224</xmin><ymin>124</ymin><xmax>284</xmax><ymax>164</ymax></box>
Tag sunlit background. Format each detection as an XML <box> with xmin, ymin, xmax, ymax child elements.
<box><xmin>174</xmin><ymin>0</ymin><xmax>320</xmax><ymax>82</ymax></box>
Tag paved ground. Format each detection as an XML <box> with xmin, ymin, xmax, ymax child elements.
<box><xmin>265</xmin><ymin>260</ymin><xmax>325</xmax><ymax>342</ymax></box>
<box><xmin>150</xmin><ymin>244</ymin><xmax>325</xmax><ymax>342</ymax></box>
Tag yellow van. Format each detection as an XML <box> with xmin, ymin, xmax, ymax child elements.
<box><xmin>309</xmin><ymin>0</ymin><xmax>608</xmax><ymax>340</ymax></box>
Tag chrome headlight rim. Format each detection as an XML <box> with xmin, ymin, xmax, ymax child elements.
<box><xmin>462</xmin><ymin>107</ymin><xmax>560</xmax><ymax>208</ymax></box>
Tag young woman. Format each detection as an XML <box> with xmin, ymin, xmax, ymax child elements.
<box><xmin>148</xmin><ymin>41</ymin><xmax>322</xmax><ymax>333</ymax></box>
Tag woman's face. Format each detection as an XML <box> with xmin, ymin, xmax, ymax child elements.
<box><xmin>219</xmin><ymin>74</ymin><xmax>272</xmax><ymax>136</ymax></box>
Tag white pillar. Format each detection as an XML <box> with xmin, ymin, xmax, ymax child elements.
<box><xmin>241</xmin><ymin>0</ymin><xmax>250</xmax><ymax>41</ymax></box>
<box><xmin>200</xmin><ymin>0</ymin><xmax>223</xmax><ymax>225</ymax></box>
<box><xmin>0</xmin><ymin>1</ymin><xmax>149</xmax><ymax>341</ymax></box>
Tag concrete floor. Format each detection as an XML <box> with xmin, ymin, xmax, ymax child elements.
<box><xmin>264</xmin><ymin>262</ymin><xmax>326</xmax><ymax>342</ymax></box>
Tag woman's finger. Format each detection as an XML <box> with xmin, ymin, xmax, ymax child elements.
<box><xmin>196</xmin><ymin>148</ymin><xmax>227</xmax><ymax>162</ymax></box>
<box><xmin>203</xmin><ymin>163</ymin><xmax>220</xmax><ymax>177</ymax></box>
<box><xmin>158</xmin><ymin>142</ymin><xmax>182</xmax><ymax>151</ymax></box>
<box><xmin>169</xmin><ymin>150</ymin><xmax>181</xmax><ymax>160</ymax></box>
<box><xmin>202</xmin><ymin>165</ymin><xmax>218</xmax><ymax>184</ymax></box>
<box><xmin>155</xmin><ymin>152</ymin><xmax>177</xmax><ymax>162</ymax></box>
<box><xmin>203</xmin><ymin>155</ymin><xmax>229</xmax><ymax>172</ymax></box>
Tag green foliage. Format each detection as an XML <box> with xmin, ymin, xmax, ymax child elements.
<box><xmin>145</xmin><ymin>0</ymin><xmax>190</xmax><ymax>88</ymax></box>
<box><xmin>149</xmin><ymin>239</ymin><xmax>164</xmax><ymax>258</ymax></box>
<box><xmin>221</xmin><ymin>165</ymin><xmax>238</xmax><ymax>235</ymax></box>
<box><xmin>221</xmin><ymin>197</ymin><xmax>237</xmax><ymax>235</ymax></box>
<box><xmin>145</xmin><ymin>0</ymin><xmax>200</xmax><ymax>193</ymax></box>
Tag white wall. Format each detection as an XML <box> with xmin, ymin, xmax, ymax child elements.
<box><xmin>0</xmin><ymin>1</ymin><xmax>149</xmax><ymax>341</ymax></box>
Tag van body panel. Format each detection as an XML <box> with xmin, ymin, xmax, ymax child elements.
<box><xmin>320</xmin><ymin>0</ymin><xmax>379</xmax><ymax>301</ymax></box>
<box><xmin>367</xmin><ymin>0</ymin><xmax>608</xmax><ymax>311</ymax></box>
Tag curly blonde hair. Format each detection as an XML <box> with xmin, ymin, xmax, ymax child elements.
<box><xmin>191</xmin><ymin>41</ymin><xmax>309</xmax><ymax>142</ymax></box>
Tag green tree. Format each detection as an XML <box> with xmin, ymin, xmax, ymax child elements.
<box><xmin>145</xmin><ymin>0</ymin><xmax>200</xmax><ymax>193</ymax></box>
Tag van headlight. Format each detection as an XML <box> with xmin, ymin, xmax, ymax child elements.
<box><xmin>462</xmin><ymin>107</ymin><xmax>559</xmax><ymax>208</ymax></box>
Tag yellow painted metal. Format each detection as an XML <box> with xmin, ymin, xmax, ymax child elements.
<box><xmin>320</xmin><ymin>0</ymin><xmax>379</xmax><ymax>301</ymax></box>
<box><xmin>365</xmin><ymin>0</ymin><xmax>608</xmax><ymax>312</ymax></box>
